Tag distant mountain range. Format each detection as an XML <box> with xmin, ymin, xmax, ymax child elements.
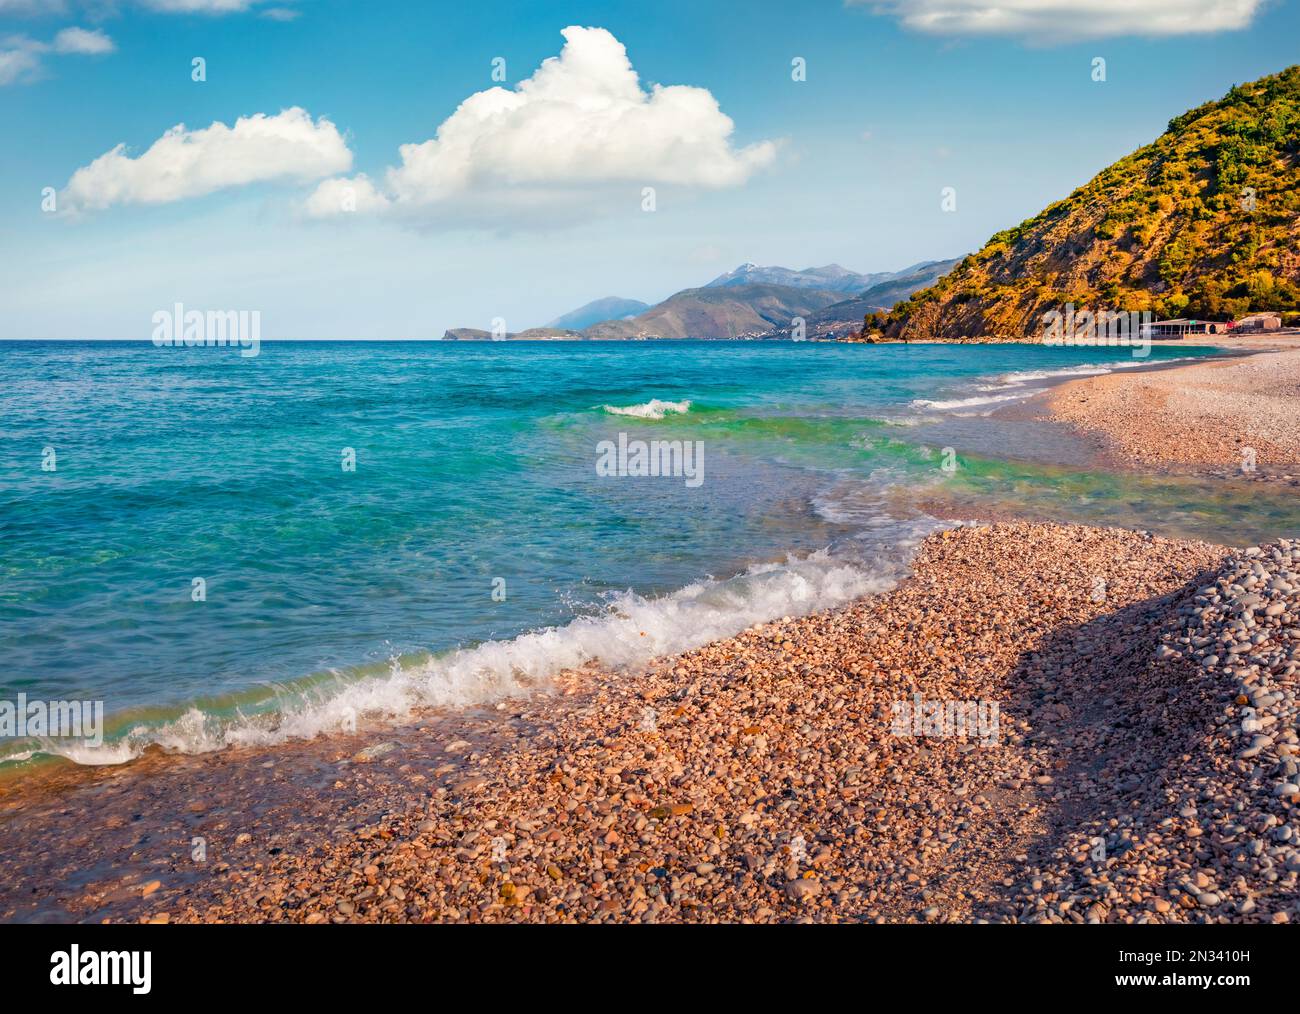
<box><xmin>441</xmin><ymin>258</ymin><xmax>960</xmax><ymax>341</ymax></box>
<box><xmin>583</xmin><ymin>284</ymin><xmax>847</xmax><ymax>340</ymax></box>
<box><xmin>704</xmin><ymin>263</ymin><xmax>880</xmax><ymax>293</ymax></box>
<box><xmin>770</xmin><ymin>260</ymin><xmax>961</xmax><ymax>339</ymax></box>
<box><xmin>701</xmin><ymin>261</ymin><xmax>955</xmax><ymax>300</ymax></box>
<box><xmin>880</xmin><ymin>66</ymin><xmax>1300</xmax><ymax>341</ymax></box>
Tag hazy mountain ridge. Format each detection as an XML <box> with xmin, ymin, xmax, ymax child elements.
<box><xmin>443</xmin><ymin>259</ymin><xmax>958</xmax><ymax>340</ymax></box>
<box><xmin>583</xmin><ymin>284</ymin><xmax>846</xmax><ymax>340</ymax></box>
<box><xmin>754</xmin><ymin>259</ymin><xmax>961</xmax><ymax>339</ymax></box>
<box><xmin>546</xmin><ymin>296</ymin><xmax>649</xmax><ymax>331</ymax></box>
<box><xmin>704</xmin><ymin>262</ymin><xmax>889</xmax><ymax>293</ymax></box>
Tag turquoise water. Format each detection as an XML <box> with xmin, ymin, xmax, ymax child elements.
<box><xmin>1</xmin><ymin>339</ymin><xmax>1293</xmax><ymax>766</ymax></box>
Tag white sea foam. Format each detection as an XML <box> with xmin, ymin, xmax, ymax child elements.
<box><xmin>10</xmin><ymin>548</ymin><xmax>906</xmax><ymax>767</ymax></box>
<box><xmin>910</xmin><ymin>392</ymin><xmax>1025</xmax><ymax>411</ymax></box>
<box><xmin>977</xmin><ymin>365</ymin><xmax>1109</xmax><ymax>388</ymax></box>
<box><xmin>978</xmin><ymin>357</ymin><xmax>1193</xmax><ymax>390</ymax></box>
<box><xmin>602</xmin><ymin>398</ymin><xmax>691</xmax><ymax>419</ymax></box>
<box><xmin>812</xmin><ymin>468</ymin><xmax>950</xmax><ymax>531</ymax></box>
<box><xmin>912</xmin><ymin>357</ymin><xmax>1198</xmax><ymax>415</ymax></box>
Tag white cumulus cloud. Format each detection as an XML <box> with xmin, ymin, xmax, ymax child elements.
<box><xmin>61</xmin><ymin>107</ymin><xmax>351</xmax><ymax>211</ymax></box>
<box><xmin>302</xmin><ymin>174</ymin><xmax>389</xmax><ymax>217</ymax></box>
<box><xmin>862</xmin><ymin>1</ymin><xmax>1266</xmax><ymax>39</ymax></box>
<box><xmin>307</xmin><ymin>25</ymin><xmax>775</xmax><ymax>225</ymax></box>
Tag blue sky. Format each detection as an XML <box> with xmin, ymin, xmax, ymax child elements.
<box><xmin>1</xmin><ymin>0</ymin><xmax>1297</xmax><ymax>338</ymax></box>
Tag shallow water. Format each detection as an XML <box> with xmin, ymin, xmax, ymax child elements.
<box><xmin>1</xmin><ymin>339</ymin><xmax>1293</xmax><ymax>768</ymax></box>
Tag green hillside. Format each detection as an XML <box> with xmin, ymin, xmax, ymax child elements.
<box><xmin>876</xmin><ymin>65</ymin><xmax>1300</xmax><ymax>341</ymax></box>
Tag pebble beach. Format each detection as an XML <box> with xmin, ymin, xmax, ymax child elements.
<box><xmin>1048</xmin><ymin>343</ymin><xmax>1300</xmax><ymax>476</ymax></box>
<box><xmin>3</xmin><ymin>518</ymin><xmax>1298</xmax><ymax>924</ymax></box>
<box><xmin>3</xmin><ymin>346</ymin><xmax>1300</xmax><ymax>925</ymax></box>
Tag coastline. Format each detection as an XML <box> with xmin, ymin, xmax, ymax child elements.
<box><xmin>2</xmin><ymin>342</ymin><xmax>1230</xmax><ymax>779</ymax></box>
<box><xmin>3</xmin><ymin>520</ymin><xmax>1298</xmax><ymax>924</ymax></box>
<box><xmin>7</xmin><ymin>7</ymin><xmax>1300</xmax><ymax>954</ymax></box>
<box><xmin>1043</xmin><ymin>339</ymin><xmax>1300</xmax><ymax>479</ymax></box>
<box><xmin>2</xmin><ymin>341</ymin><xmax>1298</xmax><ymax>924</ymax></box>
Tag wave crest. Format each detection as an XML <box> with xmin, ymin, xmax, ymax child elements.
<box><xmin>602</xmin><ymin>398</ymin><xmax>691</xmax><ymax>419</ymax></box>
<box><xmin>5</xmin><ymin>548</ymin><xmax>905</xmax><ymax>768</ymax></box>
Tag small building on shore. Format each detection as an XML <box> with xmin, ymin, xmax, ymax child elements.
<box><xmin>1139</xmin><ymin>318</ymin><xmax>1229</xmax><ymax>339</ymax></box>
<box><xmin>1235</xmin><ymin>312</ymin><xmax>1283</xmax><ymax>333</ymax></box>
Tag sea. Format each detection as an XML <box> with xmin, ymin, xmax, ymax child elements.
<box><xmin>2</xmin><ymin>339</ymin><xmax>1296</xmax><ymax>771</ymax></box>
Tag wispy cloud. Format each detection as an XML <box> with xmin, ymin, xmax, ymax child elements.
<box><xmin>860</xmin><ymin>0</ymin><xmax>1266</xmax><ymax>40</ymax></box>
<box><xmin>52</xmin><ymin>26</ymin><xmax>115</xmax><ymax>53</ymax></box>
<box><xmin>0</xmin><ymin>0</ymin><xmax>69</xmax><ymax>13</ymax></box>
<box><xmin>0</xmin><ymin>47</ymin><xmax>41</xmax><ymax>86</ymax></box>
<box><xmin>0</xmin><ymin>26</ymin><xmax>114</xmax><ymax>86</ymax></box>
<box><xmin>2</xmin><ymin>0</ymin><xmax>299</xmax><ymax>15</ymax></box>
<box><xmin>138</xmin><ymin>0</ymin><xmax>271</xmax><ymax>12</ymax></box>
<box><xmin>305</xmin><ymin>25</ymin><xmax>776</xmax><ymax>228</ymax></box>
<box><xmin>61</xmin><ymin>107</ymin><xmax>351</xmax><ymax>212</ymax></box>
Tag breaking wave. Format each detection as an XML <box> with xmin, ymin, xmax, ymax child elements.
<box><xmin>602</xmin><ymin>398</ymin><xmax>692</xmax><ymax>419</ymax></box>
<box><xmin>3</xmin><ymin>546</ymin><xmax>910</xmax><ymax>768</ymax></box>
<box><xmin>911</xmin><ymin>357</ymin><xmax>1198</xmax><ymax>414</ymax></box>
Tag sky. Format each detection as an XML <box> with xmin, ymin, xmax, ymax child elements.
<box><xmin>0</xmin><ymin>0</ymin><xmax>1297</xmax><ymax>339</ymax></box>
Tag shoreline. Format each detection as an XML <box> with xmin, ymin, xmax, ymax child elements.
<box><xmin>3</xmin><ymin>342</ymin><xmax>1299</xmax><ymax>924</ymax></box>
<box><xmin>3</xmin><ymin>520</ymin><xmax>1297</xmax><ymax>924</ymax></box>
<box><xmin>0</xmin><ymin>343</ymin><xmax>1225</xmax><ymax>784</ymax></box>
<box><xmin>1043</xmin><ymin>340</ymin><xmax>1300</xmax><ymax>480</ymax></box>
<box><xmin>0</xmin><ymin>343</ymin><xmax>1227</xmax><ymax>785</ymax></box>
